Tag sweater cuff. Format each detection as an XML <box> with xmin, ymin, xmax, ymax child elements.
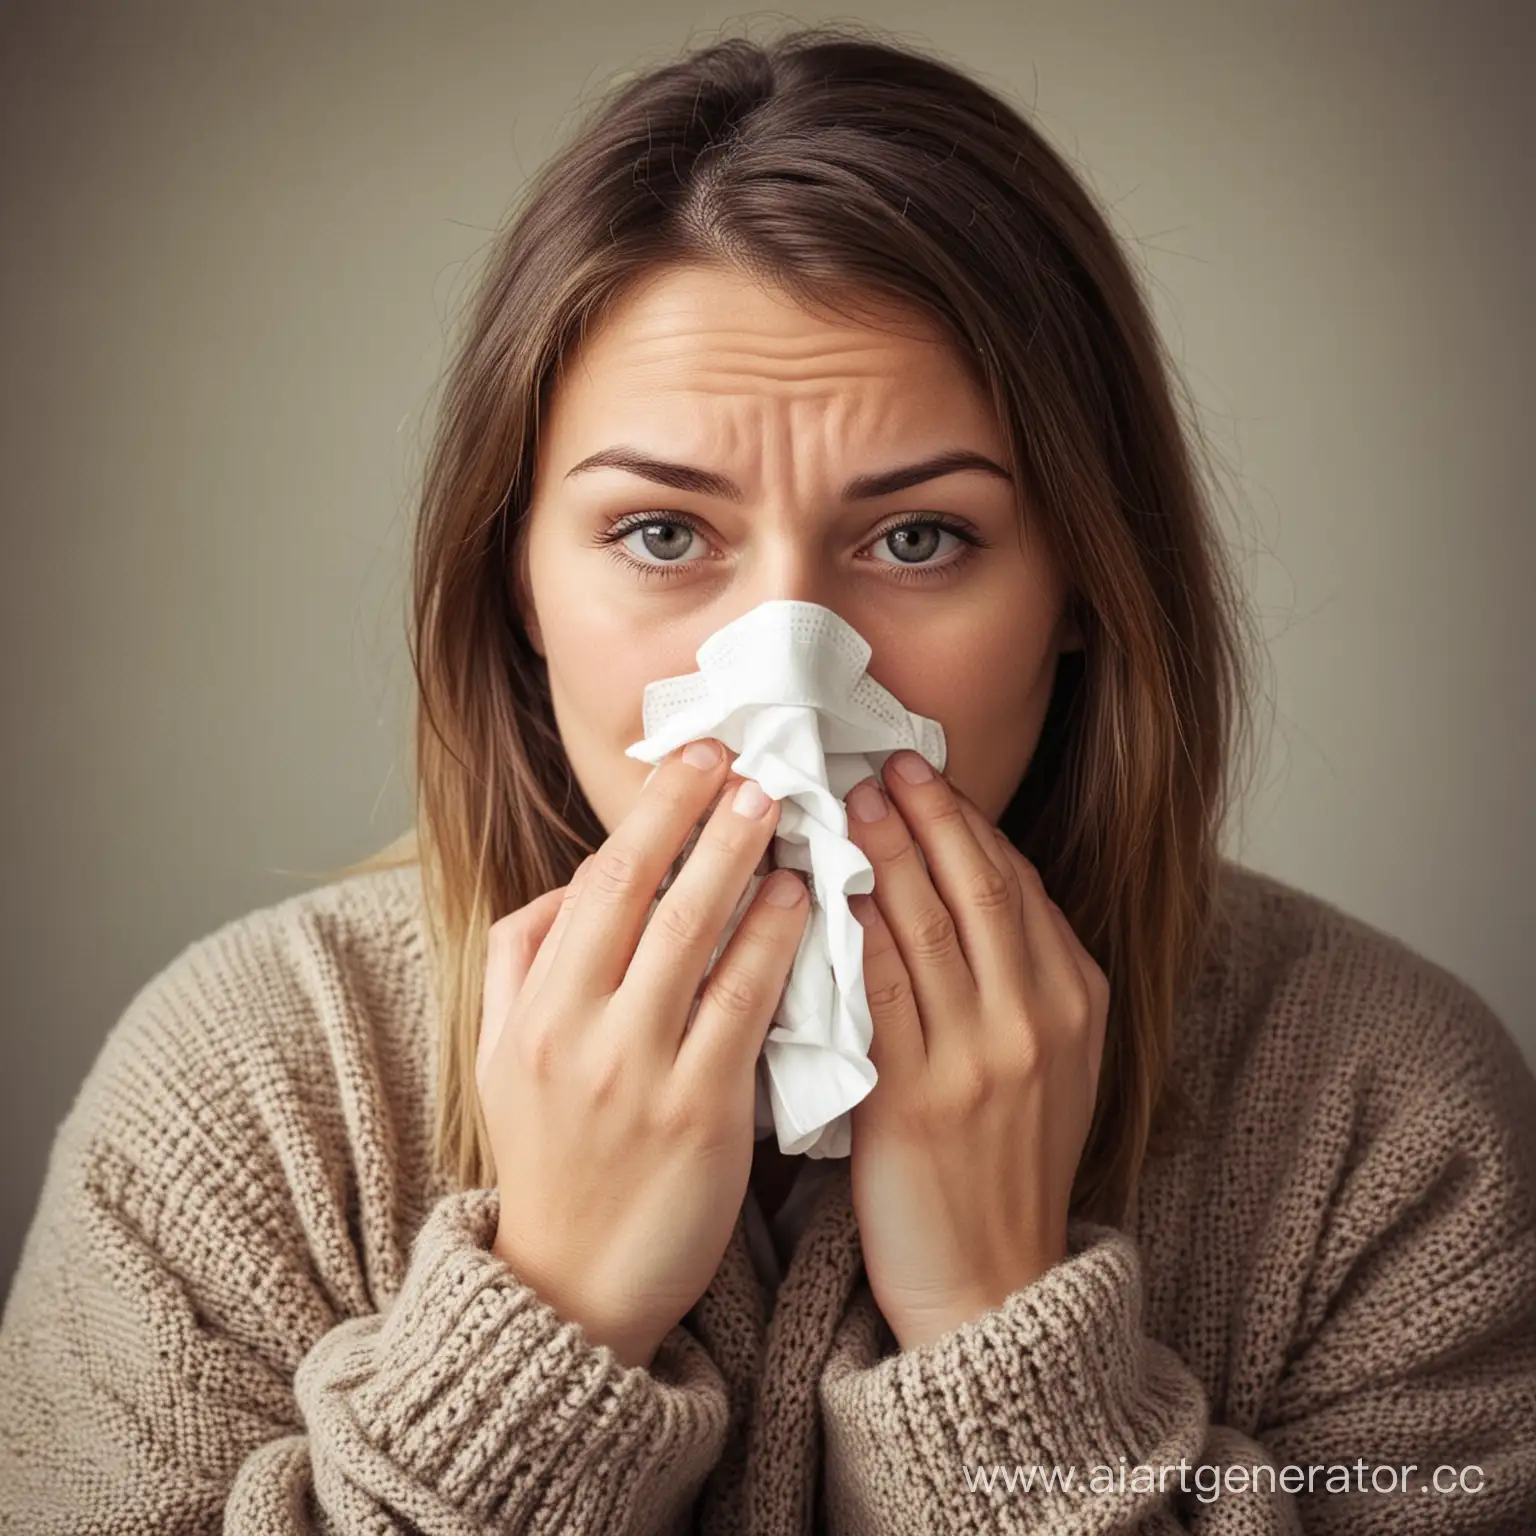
<box><xmin>820</xmin><ymin>1220</ymin><xmax>1208</xmax><ymax>1526</ymax></box>
<box><xmin>297</xmin><ymin>1188</ymin><xmax>728</xmax><ymax>1531</ymax></box>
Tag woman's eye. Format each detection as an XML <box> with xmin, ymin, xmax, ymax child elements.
<box><xmin>620</xmin><ymin>520</ymin><xmax>704</xmax><ymax>564</ymax></box>
<box><xmin>868</xmin><ymin>522</ymin><xmax>965</xmax><ymax>566</ymax></box>
<box><xmin>599</xmin><ymin>513</ymin><xmax>982</xmax><ymax>582</ymax></box>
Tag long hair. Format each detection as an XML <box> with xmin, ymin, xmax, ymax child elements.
<box><xmin>339</xmin><ymin>20</ymin><xmax>1267</xmax><ymax>1227</ymax></box>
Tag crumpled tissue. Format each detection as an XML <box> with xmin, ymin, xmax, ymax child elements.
<box><xmin>624</xmin><ymin>599</ymin><xmax>946</xmax><ymax>1158</ymax></box>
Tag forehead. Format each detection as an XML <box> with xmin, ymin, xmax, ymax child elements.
<box><xmin>561</xmin><ymin>263</ymin><xmax>985</xmax><ymax>401</ymax></box>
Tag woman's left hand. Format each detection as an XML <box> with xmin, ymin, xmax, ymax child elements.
<box><xmin>842</xmin><ymin>749</ymin><xmax>1110</xmax><ymax>1352</ymax></box>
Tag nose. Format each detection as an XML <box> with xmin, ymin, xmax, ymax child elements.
<box><xmin>737</xmin><ymin>544</ymin><xmax>835</xmax><ymax>614</ymax></box>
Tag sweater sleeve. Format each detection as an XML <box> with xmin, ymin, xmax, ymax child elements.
<box><xmin>819</xmin><ymin>986</ymin><xmax>1536</xmax><ymax>1534</ymax></box>
<box><xmin>0</xmin><ymin>952</ymin><xmax>729</xmax><ymax>1533</ymax></box>
<box><xmin>820</xmin><ymin>1221</ymin><xmax>1297</xmax><ymax>1534</ymax></box>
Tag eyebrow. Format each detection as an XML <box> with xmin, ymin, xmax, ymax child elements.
<box><xmin>563</xmin><ymin>445</ymin><xmax>1014</xmax><ymax>502</ymax></box>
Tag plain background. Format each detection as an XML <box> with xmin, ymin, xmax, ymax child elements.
<box><xmin>1</xmin><ymin>0</ymin><xmax>1531</xmax><ymax>1295</ymax></box>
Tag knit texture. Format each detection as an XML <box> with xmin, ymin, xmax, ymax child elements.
<box><xmin>2</xmin><ymin>859</ymin><xmax>1533</xmax><ymax>1533</ymax></box>
<box><xmin>742</xmin><ymin>1153</ymin><xmax>841</xmax><ymax>1310</ymax></box>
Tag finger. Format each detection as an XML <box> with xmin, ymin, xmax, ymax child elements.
<box><xmin>946</xmin><ymin>789</ymin><xmax>1014</xmax><ymax>880</ymax></box>
<box><xmin>875</xmin><ymin>753</ymin><xmax>1028</xmax><ymax>1006</ymax></box>
<box><xmin>989</xmin><ymin>832</ymin><xmax>1092</xmax><ymax>1022</ymax></box>
<box><xmin>677</xmin><ymin>867</ymin><xmax>811</xmax><ymax>1087</ymax></box>
<box><xmin>1040</xmin><ymin>893</ymin><xmax>1111</xmax><ymax>1093</ymax></box>
<box><xmin>551</xmin><ymin>739</ymin><xmax>734</xmax><ymax>1001</ymax></box>
<box><xmin>847</xmin><ymin>890</ymin><xmax>925</xmax><ymax>1085</ymax></box>
<box><xmin>944</xmin><ymin>787</ymin><xmax>1030</xmax><ymax>996</ymax></box>
<box><xmin>519</xmin><ymin>855</ymin><xmax>595</xmax><ymax>1004</ymax></box>
<box><xmin>840</xmin><ymin>759</ymin><xmax>975</xmax><ymax>1027</ymax></box>
<box><xmin>478</xmin><ymin>875</ymin><xmax>580</xmax><ymax>1083</ymax></box>
<box><xmin>617</xmin><ymin>770</ymin><xmax>786</xmax><ymax>1058</ymax></box>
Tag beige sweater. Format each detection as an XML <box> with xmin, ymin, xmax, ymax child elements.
<box><xmin>3</xmin><ymin>859</ymin><xmax>1534</xmax><ymax>1533</ymax></box>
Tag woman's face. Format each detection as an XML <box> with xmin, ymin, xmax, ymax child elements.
<box><xmin>516</xmin><ymin>262</ymin><xmax>1080</xmax><ymax>832</ymax></box>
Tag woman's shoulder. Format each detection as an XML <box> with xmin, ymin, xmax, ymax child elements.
<box><xmin>1195</xmin><ymin>857</ymin><xmax>1532</xmax><ymax>1113</ymax></box>
<box><xmin>174</xmin><ymin>859</ymin><xmax>428</xmax><ymax>984</ymax></box>
<box><xmin>60</xmin><ymin>862</ymin><xmax>436</xmax><ymax>1177</ymax></box>
<box><xmin>7</xmin><ymin>863</ymin><xmax>442</xmax><ymax>1386</ymax></box>
<box><xmin>115</xmin><ymin>860</ymin><xmax>428</xmax><ymax>1044</ymax></box>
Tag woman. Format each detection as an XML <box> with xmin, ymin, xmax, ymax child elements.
<box><xmin>3</xmin><ymin>22</ymin><xmax>1532</xmax><ymax>1535</ymax></box>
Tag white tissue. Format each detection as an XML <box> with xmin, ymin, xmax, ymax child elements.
<box><xmin>624</xmin><ymin>599</ymin><xmax>946</xmax><ymax>1159</ymax></box>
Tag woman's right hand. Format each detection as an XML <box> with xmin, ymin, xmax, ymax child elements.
<box><xmin>477</xmin><ymin>737</ymin><xmax>811</xmax><ymax>1369</ymax></box>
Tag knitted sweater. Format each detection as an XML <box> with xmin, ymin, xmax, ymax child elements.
<box><xmin>2</xmin><ymin>859</ymin><xmax>1534</xmax><ymax>1534</ymax></box>
<box><xmin>742</xmin><ymin>1152</ymin><xmax>840</xmax><ymax>1311</ymax></box>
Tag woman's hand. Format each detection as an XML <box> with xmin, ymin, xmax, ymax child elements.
<box><xmin>476</xmin><ymin>738</ymin><xmax>810</xmax><ymax>1369</ymax></box>
<box><xmin>841</xmin><ymin>750</ymin><xmax>1110</xmax><ymax>1352</ymax></box>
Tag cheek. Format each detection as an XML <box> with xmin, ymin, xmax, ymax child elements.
<box><xmin>528</xmin><ymin>547</ymin><xmax>651</xmax><ymax>716</ymax></box>
<box><xmin>538</xmin><ymin>603</ymin><xmax>713</xmax><ymax>782</ymax></box>
<box><xmin>869</xmin><ymin>613</ymin><xmax>1049</xmax><ymax>735</ymax></box>
<box><xmin>866</xmin><ymin>618</ymin><xmax>1060</xmax><ymax>821</ymax></box>
<box><xmin>546</xmin><ymin>634</ymin><xmax>656</xmax><ymax>766</ymax></box>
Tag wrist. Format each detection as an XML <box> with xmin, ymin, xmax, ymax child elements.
<box><xmin>490</xmin><ymin>1228</ymin><xmax>659</xmax><ymax>1370</ymax></box>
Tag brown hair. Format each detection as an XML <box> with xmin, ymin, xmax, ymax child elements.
<box><xmin>341</xmin><ymin>20</ymin><xmax>1266</xmax><ymax>1226</ymax></box>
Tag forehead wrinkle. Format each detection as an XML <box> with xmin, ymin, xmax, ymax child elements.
<box><xmin>590</xmin><ymin>310</ymin><xmax>950</xmax><ymax>375</ymax></box>
<box><xmin>608</xmin><ymin>349</ymin><xmax>943</xmax><ymax>395</ymax></box>
<box><xmin>606</xmin><ymin>388</ymin><xmax>922</xmax><ymax>469</ymax></box>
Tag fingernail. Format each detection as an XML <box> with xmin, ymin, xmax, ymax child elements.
<box><xmin>850</xmin><ymin>893</ymin><xmax>879</xmax><ymax>927</ymax></box>
<box><xmin>847</xmin><ymin>779</ymin><xmax>887</xmax><ymax>823</ymax></box>
<box><xmin>892</xmin><ymin>751</ymin><xmax>933</xmax><ymax>784</ymax></box>
<box><xmin>763</xmin><ymin>870</ymin><xmax>805</xmax><ymax>907</ymax></box>
<box><xmin>682</xmin><ymin>740</ymin><xmax>722</xmax><ymax>770</ymax></box>
<box><xmin>732</xmin><ymin>779</ymin><xmax>773</xmax><ymax>818</ymax></box>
